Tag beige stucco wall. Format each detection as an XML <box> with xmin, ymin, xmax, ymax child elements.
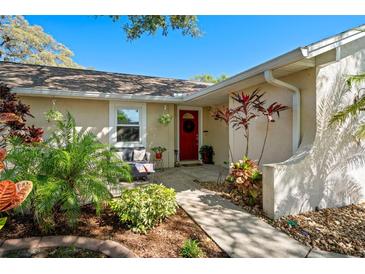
<box><xmin>19</xmin><ymin>96</ymin><xmax>110</xmax><ymax>143</ymax></box>
<box><xmin>263</xmin><ymin>37</ymin><xmax>365</xmax><ymax>219</ymax></box>
<box><xmin>228</xmin><ymin>68</ymin><xmax>316</xmax><ymax>165</ymax></box>
<box><xmin>19</xmin><ymin>96</ymin><xmax>176</xmax><ymax>168</ymax></box>
<box><xmin>146</xmin><ymin>103</ymin><xmax>175</xmax><ymax>168</ymax></box>
<box><xmin>203</xmin><ymin>105</ymin><xmax>229</xmax><ymax>166</ymax></box>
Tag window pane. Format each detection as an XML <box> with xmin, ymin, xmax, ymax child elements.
<box><xmin>117</xmin><ymin>126</ymin><xmax>140</xmax><ymax>142</ymax></box>
<box><xmin>117</xmin><ymin>109</ymin><xmax>139</xmax><ymax>125</ymax></box>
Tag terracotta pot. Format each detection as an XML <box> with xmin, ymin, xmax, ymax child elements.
<box><xmin>155</xmin><ymin>152</ymin><xmax>162</xmax><ymax>160</ymax></box>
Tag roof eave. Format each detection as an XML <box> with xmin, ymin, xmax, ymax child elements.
<box><xmin>13</xmin><ymin>87</ymin><xmax>185</xmax><ymax>103</ymax></box>
<box><xmin>184</xmin><ymin>47</ymin><xmax>307</xmax><ymax>102</ymax></box>
<box><xmin>303</xmin><ymin>24</ymin><xmax>365</xmax><ymax>58</ymax></box>
<box><xmin>185</xmin><ymin>24</ymin><xmax>365</xmax><ymax>103</ymax></box>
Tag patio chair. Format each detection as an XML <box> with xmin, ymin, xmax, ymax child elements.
<box><xmin>114</xmin><ymin>147</ymin><xmax>154</xmax><ymax>181</ymax></box>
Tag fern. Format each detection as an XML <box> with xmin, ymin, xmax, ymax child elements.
<box><xmin>3</xmin><ymin>112</ymin><xmax>131</xmax><ymax>231</ymax></box>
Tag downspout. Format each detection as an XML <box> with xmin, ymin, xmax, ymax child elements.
<box><xmin>264</xmin><ymin>70</ymin><xmax>300</xmax><ymax>153</ymax></box>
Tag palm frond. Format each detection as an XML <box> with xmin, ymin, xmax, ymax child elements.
<box><xmin>346</xmin><ymin>73</ymin><xmax>365</xmax><ymax>88</ymax></box>
<box><xmin>355</xmin><ymin>124</ymin><xmax>365</xmax><ymax>139</ymax></box>
<box><xmin>330</xmin><ymin>95</ymin><xmax>365</xmax><ymax>125</ymax></box>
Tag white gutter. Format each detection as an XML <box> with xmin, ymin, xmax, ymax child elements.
<box><xmin>13</xmin><ymin>87</ymin><xmax>184</xmax><ymax>103</ymax></box>
<box><xmin>264</xmin><ymin>70</ymin><xmax>300</xmax><ymax>153</ymax></box>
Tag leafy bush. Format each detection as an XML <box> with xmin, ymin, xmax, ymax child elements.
<box><xmin>226</xmin><ymin>157</ymin><xmax>262</xmax><ymax>205</ymax></box>
<box><xmin>180</xmin><ymin>239</ymin><xmax>204</xmax><ymax>258</ymax></box>
<box><xmin>109</xmin><ymin>184</ymin><xmax>177</xmax><ymax>233</ymax></box>
<box><xmin>2</xmin><ymin>112</ymin><xmax>131</xmax><ymax>231</ymax></box>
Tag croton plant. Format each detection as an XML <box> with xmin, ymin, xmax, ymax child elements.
<box><xmin>0</xmin><ymin>83</ymin><xmax>41</xmax><ymax>230</ymax></box>
<box><xmin>0</xmin><ymin>146</ymin><xmax>33</xmax><ymax>230</ymax></box>
<box><xmin>0</xmin><ymin>83</ymin><xmax>44</xmax><ymax>147</ymax></box>
<box><xmin>226</xmin><ymin>157</ymin><xmax>262</xmax><ymax>205</ymax></box>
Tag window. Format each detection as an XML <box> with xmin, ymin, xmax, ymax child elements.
<box><xmin>109</xmin><ymin>102</ymin><xmax>146</xmax><ymax>147</ymax></box>
<box><xmin>116</xmin><ymin>108</ymin><xmax>140</xmax><ymax>142</ymax></box>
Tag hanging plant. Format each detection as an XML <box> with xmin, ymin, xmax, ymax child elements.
<box><xmin>45</xmin><ymin>100</ymin><xmax>64</xmax><ymax>122</ymax></box>
<box><xmin>158</xmin><ymin>113</ymin><xmax>173</xmax><ymax>125</ymax></box>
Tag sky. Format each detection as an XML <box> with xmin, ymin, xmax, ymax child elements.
<box><xmin>25</xmin><ymin>15</ymin><xmax>365</xmax><ymax>80</ymax></box>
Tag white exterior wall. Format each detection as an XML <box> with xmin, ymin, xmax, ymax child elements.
<box><xmin>263</xmin><ymin>37</ymin><xmax>365</xmax><ymax>218</ymax></box>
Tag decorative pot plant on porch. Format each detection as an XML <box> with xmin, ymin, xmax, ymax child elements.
<box><xmin>151</xmin><ymin>146</ymin><xmax>167</xmax><ymax>160</ymax></box>
<box><xmin>199</xmin><ymin>145</ymin><xmax>215</xmax><ymax>164</ymax></box>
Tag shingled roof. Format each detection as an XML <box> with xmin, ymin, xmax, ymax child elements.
<box><xmin>0</xmin><ymin>61</ymin><xmax>211</xmax><ymax>97</ymax></box>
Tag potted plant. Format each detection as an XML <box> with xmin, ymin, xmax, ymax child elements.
<box><xmin>151</xmin><ymin>146</ymin><xmax>167</xmax><ymax>160</ymax></box>
<box><xmin>199</xmin><ymin>145</ymin><xmax>215</xmax><ymax>164</ymax></box>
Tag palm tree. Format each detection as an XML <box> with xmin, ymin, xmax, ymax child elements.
<box><xmin>3</xmin><ymin>112</ymin><xmax>131</xmax><ymax>231</ymax></box>
<box><xmin>330</xmin><ymin>73</ymin><xmax>365</xmax><ymax>139</ymax></box>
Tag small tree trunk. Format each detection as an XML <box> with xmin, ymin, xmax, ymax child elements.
<box><xmin>245</xmin><ymin>129</ymin><xmax>249</xmax><ymax>157</ymax></box>
<box><xmin>228</xmin><ymin>144</ymin><xmax>233</xmax><ymax>163</ymax></box>
<box><xmin>258</xmin><ymin>120</ymin><xmax>269</xmax><ymax>165</ymax></box>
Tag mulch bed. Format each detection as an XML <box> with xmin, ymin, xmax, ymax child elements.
<box><xmin>198</xmin><ymin>181</ymin><xmax>365</xmax><ymax>257</ymax></box>
<box><xmin>0</xmin><ymin>206</ymin><xmax>227</xmax><ymax>258</ymax></box>
<box><xmin>272</xmin><ymin>204</ymin><xmax>365</xmax><ymax>257</ymax></box>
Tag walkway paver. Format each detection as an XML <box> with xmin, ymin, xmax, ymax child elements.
<box><xmin>0</xmin><ymin>236</ymin><xmax>136</xmax><ymax>258</ymax></box>
<box><xmin>159</xmin><ymin>166</ymin><xmax>349</xmax><ymax>258</ymax></box>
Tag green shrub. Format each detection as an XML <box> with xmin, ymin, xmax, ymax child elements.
<box><xmin>2</xmin><ymin>112</ymin><xmax>131</xmax><ymax>231</ymax></box>
<box><xmin>109</xmin><ymin>184</ymin><xmax>178</xmax><ymax>233</ymax></box>
<box><xmin>180</xmin><ymin>239</ymin><xmax>204</xmax><ymax>258</ymax></box>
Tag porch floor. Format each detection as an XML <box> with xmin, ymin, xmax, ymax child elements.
<box><xmin>155</xmin><ymin>165</ymin><xmax>348</xmax><ymax>258</ymax></box>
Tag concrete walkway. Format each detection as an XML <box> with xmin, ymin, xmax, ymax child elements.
<box><xmin>158</xmin><ymin>165</ymin><xmax>349</xmax><ymax>258</ymax></box>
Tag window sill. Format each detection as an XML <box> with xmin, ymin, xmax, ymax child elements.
<box><xmin>113</xmin><ymin>142</ymin><xmax>145</xmax><ymax>148</ymax></box>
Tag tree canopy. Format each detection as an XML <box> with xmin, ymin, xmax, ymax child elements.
<box><xmin>0</xmin><ymin>16</ymin><xmax>83</xmax><ymax>68</ymax></box>
<box><xmin>191</xmin><ymin>74</ymin><xmax>229</xmax><ymax>84</ymax></box>
<box><xmin>0</xmin><ymin>15</ymin><xmax>202</xmax><ymax>68</ymax></box>
<box><xmin>109</xmin><ymin>16</ymin><xmax>201</xmax><ymax>40</ymax></box>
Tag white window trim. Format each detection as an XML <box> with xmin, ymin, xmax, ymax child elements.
<box><xmin>109</xmin><ymin>101</ymin><xmax>147</xmax><ymax>148</ymax></box>
<box><xmin>176</xmin><ymin>105</ymin><xmax>203</xmax><ymax>161</ymax></box>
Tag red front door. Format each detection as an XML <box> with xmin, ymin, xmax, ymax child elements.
<box><xmin>179</xmin><ymin>110</ymin><xmax>199</xmax><ymax>161</ymax></box>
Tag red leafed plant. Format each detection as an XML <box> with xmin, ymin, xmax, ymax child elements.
<box><xmin>210</xmin><ymin>89</ymin><xmax>288</xmax><ymax>165</ymax></box>
<box><xmin>0</xmin><ymin>180</ymin><xmax>33</xmax><ymax>212</ymax></box>
<box><xmin>0</xmin><ymin>83</ymin><xmax>44</xmax><ymax>147</ymax></box>
<box><xmin>0</xmin><ymin>83</ymin><xmax>39</xmax><ymax>230</ymax></box>
<box><xmin>231</xmin><ymin>89</ymin><xmax>265</xmax><ymax>157</ymax></box>
<box><xmin>0</xmin><ymin>147</ymin><xmax>33</xmax><ymax>229</ymax></box>
<box><xmin>211</xmin><ymin>106</ymin><xmax>233</xmax><ymax>125</ymax></box>
<box><xmin>256</xmin><ymin>102</ymin><xmax>289</xmax><ymax>164</ymax></box>
<box><xmin>0</xmin><ymin>154</ymin><xmax>33</xmax><ymax>230</ymax></box>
